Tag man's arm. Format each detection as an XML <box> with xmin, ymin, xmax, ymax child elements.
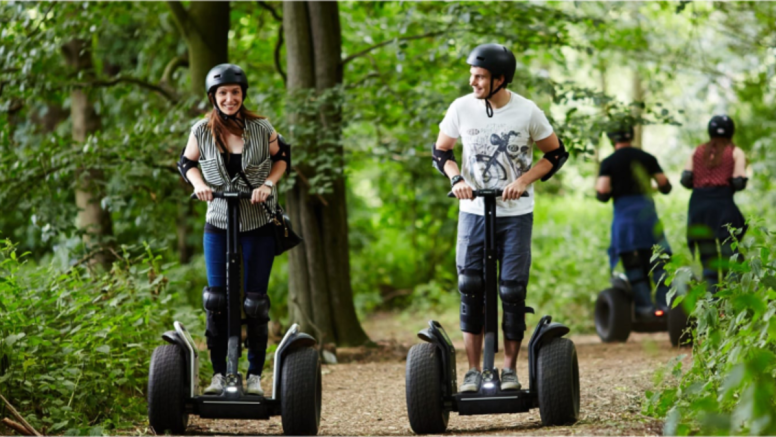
<box><xmin>436</xmin><ymin>132</ymin><xmax>475</xmax><ymax>200</ymax></box>
<box><xmin>502</xmin><ymin>133</ymin><xmax>562</xmax><ymax>200</ymax></box>
<box><xmin>595</xmin><ymin>176</ymin><xmax>612</xmax><ymax>202</ymax></box>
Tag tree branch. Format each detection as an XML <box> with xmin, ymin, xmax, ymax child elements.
<box><xmin>275</xmin><ymin>25</ymin><xmax>286</xmax><ymax>84</ymax></box>
<box><xmin>160</xmin><ymin>54</ymin><xmax>189</xmax><ymax>87</ymax></box>
<box><xmin>341</xmin><ymin>30</ymin><xmax>448</xmax><ymax>66</ymax></box>
<box><xmin>0</xmin><ymin>393</ymin><xmax>41</xmax><ymax>436</ymax></box>
<box><xmin>166</xmin><ymin>1</ymin><xmax>190</xmax><ymax>38</ymax></box>
<box><xmin>70</xmin><ymin>77</ymin><xmax>178</xmax><ymax>103</ymax></box>
<box><xmin>256</xmin><ymin>1</ymin><xmax>282</xmax><ymax>21</ymax></box>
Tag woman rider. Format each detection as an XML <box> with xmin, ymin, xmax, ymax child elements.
<box><xmin>177</xmin><ymin>64</ymin><xmax>291</xmax><ymax>396</ymax></box>
<box><xmin>680</xmin><ymin>115</ymin><xmax>748</xmax><ymax>292</ymax></box>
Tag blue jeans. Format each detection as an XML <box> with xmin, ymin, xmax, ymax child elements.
<box><xmin>203</xmin><ymin>229</ymin><xmax>275</xmax><ymax>376</ymax></box>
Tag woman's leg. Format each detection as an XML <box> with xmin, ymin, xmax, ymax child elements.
<box><xmin>240</xmin><ymin>232</ymin><xmax>276</xmax><ymax>377</ymax></box>
<box><xmin>203</xmin><ymin>232</ymin><xmax>228</xmax><ymax>376</ymax></box>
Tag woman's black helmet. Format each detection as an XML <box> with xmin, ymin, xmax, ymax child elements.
<box><xmin>466</xmin><ymin>44</ymin><xmax>516</xmax><ymax>85</ymax></box>
<box><xmin>708</xmin><ymin>114</ymin><xmax>734</xmax><ymax>138</ymax></box>
<box><xmin>205</xmin><ymin>63</ymin><xmax>249</xmax><ymax>95</ymax></box>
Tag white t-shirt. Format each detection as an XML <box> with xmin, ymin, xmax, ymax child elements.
<box><xmin>439</xmin><ymin>91</ymin><xmax>553</xmax><ymax>217</ymax></box>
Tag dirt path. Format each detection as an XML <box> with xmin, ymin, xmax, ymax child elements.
<box><xmin>186</xmin><ymin>311</ymin><xmax>687</xmax><ymax>436</ymax></box>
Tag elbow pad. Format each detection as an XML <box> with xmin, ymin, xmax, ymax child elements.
<box><xmin>271</xmin><ymin>134</ymin><xmax>292</xmax><ymax>174</ymax></box>
<box><xmin>540</xmin><ymin>138</ymin><xmax>569</xmax><ymax>182</ymax></box>
<box><xmin>658</xmin><ymin>181</ymin><xmax>672</xmax><ymax>195</ymax></box>
<box><xmin>596</xmin><ymin>191</ymin><xmax>611</xmax><ymax>203</ymax></box>
<box><xmin>730</xmin><ymin>176</ymin><xmax>748</xmax><ymax>191</ymax></box>
<box><xmin>177</xmin><ymin>147</ymin><xmax>199</xmax><ymax>186</ymax></box>
<box><xmin>432</xmin><ymin>143</ymin><xmax>456</xmax><ymax>177</ymax></box>
<box><xmin>680</xmin><ymin>170</ymin><xmax>693</xmax><ymax>189</ymax></box>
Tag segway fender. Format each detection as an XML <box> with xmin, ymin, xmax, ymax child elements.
<box><xmin>610</xmin><ymin>273</ymin><xmax>631</xmax><ymax>293</ymax></box>
<box><xmin>527</xmin><ymin>315</ymin><xmax>571</xmax><ymax>392</ymax></box>
<box><xmin>158</xmin><ymin>322</ymin><xmax>199</xmax><ymax>399</ymax></box>
<box><xmin>417</xmin><ymin>321</ymin><xmax>457</xmax><ymax>404</ymax></box>
<box><xmin>272</xmin><ymin>324</ymin><xmax>318</xmax><ymax>400</ymax></box>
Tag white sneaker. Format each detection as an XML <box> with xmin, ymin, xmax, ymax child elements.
<box><xmin>204</xmin><ymin>373</ymin><xmax>225</xmax><ymax>394</ymax></box>
<box><xmin>500</xmin><ymin>368</ymin><xmax>522</xmax><ymax>391</ymax></box>
<box><xmin>246</xmin><ymin>374</ymin><xmax>264</xmax><ymax>396</ymax></box>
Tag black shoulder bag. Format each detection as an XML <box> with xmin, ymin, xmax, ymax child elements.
<box><xmin>238</xmin><ymin>172</ymin><xmax>302</xmax><ymax>256</ymax></box>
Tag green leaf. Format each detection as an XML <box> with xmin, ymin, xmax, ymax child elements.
<box><xmin>4</xmin><ymin>333</ymin><xmax>26</xmax><ymax>346</ymax></box>
<box><xmin>95</xmin><ymin>345</ymin><xmax>110</xmax><ymax>354</ymax></box>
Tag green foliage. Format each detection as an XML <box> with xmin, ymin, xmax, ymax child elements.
<box><xmin>643</xmin><ymin>224</ymin><xmax>776</xmax><ymax>435</ymax></box>
<box><xmin>0</xmin><ymin>239</ymin><xmax>201</xmax><ymax>435</ymax></box>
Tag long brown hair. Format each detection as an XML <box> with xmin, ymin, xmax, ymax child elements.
<box><xmin>702</xmin><ymin>137</ymin><xmax>734</xmax><ymax>168</ymax></box>
<box><xmin>206</xmin><ymin>92</ymin><xmax>266</xmax><ymax>155</ymax></box>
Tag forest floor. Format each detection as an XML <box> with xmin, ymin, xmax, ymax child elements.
<box><xmin>182</xmin><ymin>310</ymin><xmax>691</xmax><ymax>436</ymax></box>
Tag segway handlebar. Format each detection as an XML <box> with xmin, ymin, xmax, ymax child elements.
<box><xmin>190</xmin><ymin>192</ymin><xmax>254</xmax><ymax>200</ymax></box>
<box><xmin>447</xmin><ymin>189</ymin><xmax>529</xmax><ymax>199</ymax></box>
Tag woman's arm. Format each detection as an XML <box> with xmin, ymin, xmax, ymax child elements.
<box><xmin>266</xmin><ymin>131</ymin><xmax>287</xmax><ymax>185</ymax></box>
<box><xmin>183</xmin><ymin>133</ymin><xmax>213</xmax><ymax>201</ymax></box>
<box><xmin>732</xmin><ymin>147</ymin><xmax>746</xmax><ymax>178</ymax></box>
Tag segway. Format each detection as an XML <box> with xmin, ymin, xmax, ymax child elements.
<box><xmin>405</xmin><ymin>189</ymin><xmax>580</xmax><ymax>434</ymax></box>
<box><xmin>147</xmin><ymin>189</ymin><xmax>321</xmax><ymax>435</ymax></box>
<box><xmin>594</xmin><ymin>274</ymin><xmax>691</xmax><ymax>346</ymax></box>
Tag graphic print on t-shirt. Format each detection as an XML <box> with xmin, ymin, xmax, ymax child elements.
<box><xmin>463</xmin><ymin>124</ymin><xmax>532</xmax><ymax>189</ymax></box>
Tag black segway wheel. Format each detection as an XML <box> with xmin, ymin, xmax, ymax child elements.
<box><xmin>405</xmin><ymin>343</ymin><xmax>449</xmax><ymax>434</ymax></box>
<box><xmin>280</xmin><ymin>347</ymin><xmax>322</xmax><ymax>436</ymax></box>
<box><xmin>147</xmin><ymin>344</ymin><xmax>189</xmax><ymax>434</ymax></box>
<box><xmin>595</xmin><ymin>288</ymin><xmax>632</xmax><ymax>342</ymax></box>
<box><xmin>668</xmin><ymin>303</ymin><xmax>693</xmax><ymax>347</ymax></box>
<box><xmin>537</xmin><ymin>338</ymin><xmax>580</xmax><ymax>426</ymax></box>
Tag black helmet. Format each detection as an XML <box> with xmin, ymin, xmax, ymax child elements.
<box><xmin>606</xmin><ymin>126</ymin><xmax>635</xmax><ymax>144</ymax></box>
<box><xmin>205</xmin><ymin>63</ymin><xmax>249</xmax><ymax>95</ymax></box>
<box><xmin>708</xmin><ymin>114</ymin><xmax>734</xmax><ymax>138</ymax></box>
<box><xmin>466</xmin><ymin>43</ymin><xmax>516</xmax><ymax>85</ymax></box>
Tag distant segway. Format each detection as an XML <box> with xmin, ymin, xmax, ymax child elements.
<box><xmin>147</xmin><ymin>190</ymin><xmax>321</xmax><ymax>435</ymax></box>
<box><xmin>594</xmin><ymin>274</ymin><xmax>691</xmax><ymax>346</ymax></box>
<box><xmin>405</xmin><ymin>189</ymin><xmax>580</xmax><ymax>434</ymax></box>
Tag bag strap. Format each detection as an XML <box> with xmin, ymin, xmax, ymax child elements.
<box><xmin>238</xmin><ymin>170</ymin><xmax>282</xmax><ymax>225</ymax></box>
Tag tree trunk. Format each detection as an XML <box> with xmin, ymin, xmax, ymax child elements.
<box><xmin>632</xmin><ymin>69</ymin><xmax>644</xmax><ymax>149</ymax></box>
<box><xmin>283</xmin><ymin>1</ymin><xmax>370</xmax><ymax>346</ymax></box>
<box><xmin>62</xmin><ymin>40</ymin><xmax>113</xmax><ymax>269</ymax></box>
<box><xmin>167</xmin><ymin>1</ymin><xmax>230</xmax><ymax>263</ymax></box>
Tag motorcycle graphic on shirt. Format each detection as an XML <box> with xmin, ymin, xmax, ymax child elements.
<box><xmin>465</xmin><ymin>127</ymin><xmax>532</xmax><ymax>189</ymax></box>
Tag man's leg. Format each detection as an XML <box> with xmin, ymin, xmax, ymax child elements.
<box><xmin>621</xmin><ymin>250</ymin><xmax>654</xmax><ymax>315</ymax></box>
<box><xmin>498</xmin><ymin>213</ymin><xmax>533</xmax><ymax>390</ymax></box>
<box><xmin>456</xmin><ymin>212</ymin><xmax>485</xmax><ymax>392</ymax></box>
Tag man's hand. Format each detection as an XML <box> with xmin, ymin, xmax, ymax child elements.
<box><xmin>502</xmin><ymin>178</ymin><xmax>528</xmax><ymax>200</ymax></box>
<box><xmin>452</xmin><ymin>180</ymin><xmax>474</xmax><ymax>200</ymax></box>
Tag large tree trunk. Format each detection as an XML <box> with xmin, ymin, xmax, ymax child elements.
<box><xmin>283</xmin><ymin>1</ymin><xmax>369</xmax><ymax>347</ymax></box>
<box><xmin>62</xmin><ymin>40</ymin><xmax>113</xmax><ymax>269</ymax></box>
<box><xmin>167</xmin><ymin>1</ymin><xmax>230</xmax><ymax>263</ymax></box>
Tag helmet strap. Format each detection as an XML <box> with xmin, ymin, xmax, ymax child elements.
<box><xmin>485</xmin><ymin>76</ymin><xmax>506</xmax><ymax>118</ymax></box>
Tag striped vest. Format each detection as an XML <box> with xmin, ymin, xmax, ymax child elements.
<box><xmin>192</xmin><ymin>117</ymin><xmax>278</xmax><ymax>232</ymax></box>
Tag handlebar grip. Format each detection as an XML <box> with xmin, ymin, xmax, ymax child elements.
<box><xmin>190</xmin><ymin>192</ymin><xmax>254</xmax><ymax>200</ymax></box>
<box><xmin>446</xmin><ymin>189</ymin><xmax>529</xmax><ymax>199</ymax></box>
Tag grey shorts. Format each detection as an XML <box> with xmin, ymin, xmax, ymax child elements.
<box><xmin>456</xmin><ymin>212</ymin><xmax>533</xmax><ymax>285</ymax></box>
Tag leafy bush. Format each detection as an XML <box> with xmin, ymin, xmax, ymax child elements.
<box><xmin>643</xmin><ymin>224</ymin><xmax>776</xmax><ymax>435</ymax></box>
<box><xmin>0</xmin><ymin>239</ymin><xmax>201</xmax><ymax>435</ymax></box>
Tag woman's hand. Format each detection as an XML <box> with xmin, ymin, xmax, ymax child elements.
<box><xmin>194</xmin><ymin>183</ymin><xmax>213</xmax><ymax>201</ymax></box>
<box><xmin>252</xmin><ymin>185</ymin><xmax>272</xmax><ymax>204</ymax></box>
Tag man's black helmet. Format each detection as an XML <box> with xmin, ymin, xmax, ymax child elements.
<box><xmin>708</xmin><ymin>114</ymin><xmax>734</xmax><ymax>138</ymax></box>
<box><xmin>466</xmin><ymin>43</ymin><xmax>516</xmax><ymax>85</ymax></box>
<box><xmin>205</xmin><ymin>63</ymin><xmax>249</xmax><ymax>95</ymax></box>
<box><xmin>607</xmin><ymin>126</ymin><xmax>635</xmax><ymax>143</ymax></box>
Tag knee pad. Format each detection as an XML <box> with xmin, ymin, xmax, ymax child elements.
<box><xmin>244</xmin><ymin>319</ymin><xmax>269</xmax><ymax>351</ymax></box>
<box><xmin>500</xmin><ymin>280</ymin><xmax>527</xmax><ymax>341</ymax></box>
<box><xmin>202</xmin><ymin>286</ymin><xmax>227</xmax><ymax>313</ymax></box>
<box><xmin>244</xmin><ymin>293</ymin><xmax>270</xmax><ymax>323</ymax></box>
<box><xmin>458</xmin><ymin>271</ymin><xmax>484</xmax><ymax>334</ymax></box>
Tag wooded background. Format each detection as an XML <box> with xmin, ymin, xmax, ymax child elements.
<box><xmin>1</xmin><ymin>2</ymin><xmax>775</xmax><ymax>435</ymax></box>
